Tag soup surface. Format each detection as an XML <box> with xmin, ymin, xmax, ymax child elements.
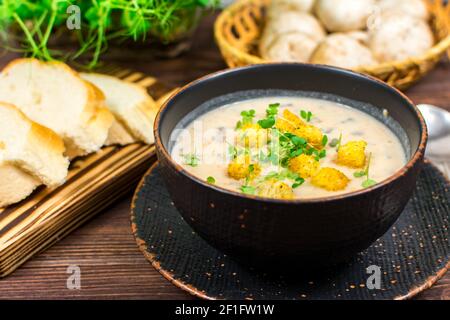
<box><xmin>171</xmin><ymin>96</ymin><xmax>406</xmax><ymax>200</ymax></box>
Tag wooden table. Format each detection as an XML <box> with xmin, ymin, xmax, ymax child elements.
<box><xmin>0</xmin><ymin>16</ymin><xmax>448</xmax><ymax>300</ymax></box>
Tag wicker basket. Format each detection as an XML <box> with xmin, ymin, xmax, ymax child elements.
<box><xmin>215</xmin><ymin>0</ymin><xmax>450</xmax><ymax>90</ymax></box>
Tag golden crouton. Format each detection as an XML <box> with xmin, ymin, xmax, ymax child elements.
<box><xmin>227</xmin><ymin>155</ymin><xmax>261</xmax><ymax>180</ymax></box>
<box><xmin>311</xmin><ymin>167</ymin><xmax>350</xmax><ymax>191</ymax></box>
<box><xmin>294</xmin><ymin>124</ymin><xmax>324</xmax><ymax>149</ymax></box>
<box><xmin>256</xmin><ymin>179</ymin><xmax>294</xmax><ymax>200</ymax></box>
<box><xmin>336</xmin><ymin>141</ymin><xmax>368</xmax><ymax>168</ymax></box>
<box><xmin>275</xmin><ymin>110</ymin><xmax>324</xmax><ymax>149</ymax></box>
<box><xmin>275</xmin><ymin>109</ymin><xmax>304</xmax><ymax>133</ymax></box>
<box><xmin>283</xmin><ymin>109</ymin><xmax>305</xmax><ymax>127</ymax></box>
<box><xmin>289</xmin><ymin>154</ymin><xmax>320</xmax><ymax>178</ymax></box>
<box><xmin>236</xmin><ymin>123</ymin><xmax>269</xmax><ymax>148</ymax></box>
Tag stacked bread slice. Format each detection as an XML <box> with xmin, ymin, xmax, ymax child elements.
<box><xmin>0</xmin><ymin>58</ymin><xmax>157</xmax><ymax>208</ymax></box>
<box><xmin>0</xmin><ymin>103</ymin><xmax>69</xmax><ymax>207</ymax></box>
<box><xmin>0</xmin><ymin>59</ymin><xmax>114</xmax><ymax>158</ymax></box>
<box><xmin>81</xmin><ymin>73</ymin><xmax>157</xmax><ymax>145</ymax></box>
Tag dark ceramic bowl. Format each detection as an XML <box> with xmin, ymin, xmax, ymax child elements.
<box><xmin>154</xmin><ymin>64</ymin><xmax>427</xmax><ymax>265</ymax></box>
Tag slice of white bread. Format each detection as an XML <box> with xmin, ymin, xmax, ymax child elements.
<box><xmin>81</xmin><ymin>73</ymin><xmax>157</xmax><ymax>145</ymax></box>
<box><xmin>0</xmin><ymin>58</ymin><xmax>114</xmax><ymax>157</ymax></box>
<box><xmin>86</xmin><ymin>78</ymin><xmax>136</xmax><ymax>146</ymax></box>
<box><xmin>0</xmin><ymin>165</ymin><xmax>40</xmax><ymax>208</ymax></box>
<box><xmin>0</xmin><ymin>103</ymin><xmax>69</xmax><ymax>207</ymax></box>
<box><xmin>105</xmin><ymin>118</ymin><xmax>137</xmax><ymax>146</ymax></box>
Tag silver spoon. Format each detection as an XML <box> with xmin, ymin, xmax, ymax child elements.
<box><xmin>417</xmin><ymin>104</ymin><xmax>450</xmax><ymax>160</ymax></box>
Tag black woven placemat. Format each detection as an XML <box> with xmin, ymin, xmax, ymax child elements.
<box><xmin>131</xmin><ymin>162</ymin><xmax>449</xmax><ymax>300</ymax></box>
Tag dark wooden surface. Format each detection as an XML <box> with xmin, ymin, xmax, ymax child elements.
<box><xmin>0</xmin><ymin>16</ymin><xmax>448</xmax><ymax>300</ymax></box>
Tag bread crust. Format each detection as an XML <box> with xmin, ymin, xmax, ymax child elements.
<box><xmin>0</xmin><ymin>102</ymin><xmax>65</xmax><ymax>155</ymax></box>
<box><xmin>1</xmin><ymin>58</ymin><xmax>114</xmax><ymax>156</ymax></box>
<box><xmin>0</xmin><ymin>102</ymin><xmax>68</xmax><ymax>207</ymax></box>
<box><xmin>0</xmin><ymin>164</ymin><xmax>40</xmax><ymax>208</ymax></box>
<box><xmin>81</xmin><ymin>73</ymin><xmax>158</xmax><ymax>145</ymax></box>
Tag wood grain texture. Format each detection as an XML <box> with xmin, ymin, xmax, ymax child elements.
<box><xmin>0</xmin><ymin>15</ymin><xmax>448</xmax><ymax>300</ymax></box>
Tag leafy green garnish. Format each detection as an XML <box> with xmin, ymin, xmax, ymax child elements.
<box><xmin>353</xmin><ymin>171</ymin><xmax>366</xmax><ymax>178</ymax></box>
<box><xmin>300</xmin><ymin>110</ymin><xmax>313</xmax><ymax>122</ymax></box>
<box><xmin>264</xmin><ymin>169</ymin><xmax>298</xmax><ymax>181</ymax></box>
<box><xmin>262</xmin><ymin>169</ymin><xmax>304</xmax><ymax>189</ymax></box>
<box><xmin>362</xmin><ymin>179</ymin><xmax>377</xmax><ymax>188</ymax></box>
<box><xmin>353</xmin><ymin>153</ymin><xmax>377</xmax><ymax>188</ymax></box>
<box><xmin>257</xmin><ymin>117</ymin><xmax>275</xmax><ymax>129</ymax></box>
<box><xmin>228</xmin><ymin>143</ymin><xmax>237</xmax><ymax>159</ymax></box>
<box><xmin>329</xmin><ymin>133</ymin><xmax>343</xmax><ymax>150</ymax></box>
<box><xmin>236</xmin><ymin>109</ymin><xmax>256</xmax><ymax>129</ymax></box>
<box><xmin>182</xmin><ymin>153</ymin><xmax>199</xmax><ymax>167</ymax></box>
<box><xmin>257</xmin><ymin>103</ymin><xmax>280</xmax><ymax>129</ymax></box>
<box><xmin>241</xmin><ymin>109</ymin><xmax>256</xmax><ymax>122</ymax></box>
<box><xmin>312</xmin><ymin>149</ymin><xmax>327</xmax><ymax>161</ymax></box>
<box><xmin>322</xmin><ymin>135</ymin><xmax>328</xmax><ymax>147</ymax></box>
<box><xmin>206</xmin><ymin>176</ymin><xmax>215</xmax><ymax>184</ymax></box>
<box><xmin>290</xmin><ymin>135</ymin><xmax>307</xmax><ymax>146</ymax></box>
<box><xmin>267</xmin><ymin>103</ymin><xmax>280</xmax><ymax>117</ymax></box>
<box><xmin>329</xmin><ymin>138</ymin><xmax>339</xmax><ymax>148</ymax></box>
<box><xmin>290</xmin><ymin>149</ymin><xmax>304</xmax><ymax>158</ymax></box>
<box><xmin>267</xmin><ymin>129</ymin><xmax>325</xmax><ymax>167</ymax></box>
<box><xmin>240</xmin><ymin>185</ymin><xmax>256</xmax><ymax>195</ymax></box>
<box><xmin>292</xmin><ymin>177</ymin><xmax>305</xmax><ymax>189</ymax></box>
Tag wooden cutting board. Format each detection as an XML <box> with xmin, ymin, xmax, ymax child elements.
<box><xmin>0</xmin><ymin>67</ymin><xmax>176</xmax><ymax>277</ymax></box>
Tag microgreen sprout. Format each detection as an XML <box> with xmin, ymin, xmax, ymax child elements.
<box><xmin>236</xmin><ymin>109</ymin><xmax>256</xmax><ymax>129</ymax></box>
<box><xmin>362</xmin><ymin>178</ymin><xmax>377</xmax><ymax>188</ymax></box>
<box><xmin>206</xmin><ymin>176</ymin><xmax>216</xmax><ymax>184</ymax></box>
<box><xmin>353</xmin><ymin>171</ymin><xmax>366</xmax><ymax>178</ymax></box>
<box><xmin>266</xmin><ymin>103</ymin><xmax>280</xmax><ymax>117</ymax></box>
<box><xmin>267</xmin><ymin>129</ymin><xmax>326</xmax><ymax>167</ymax></box>
<box><xmin>292</xmin><ymin>177</ymin><xmax>305</xmax><ymax>189</ymax></box>
<box><xmin>257</xmin><ymin>103</ymin><xmax>280</xmax><ymax>129</ymax></box>
<box><xmin>262</xmin><ymin>169</ymin><xmax>305</xmax><ymax>189</ymax></box>
<box><xmin>322</xmin><ymin>135</ymin><xmax>328</xmax><ymax>147</ymax></box>
<box><xmin>329</xmin><ymin>133</ymin><xmax>342</xmax><ymax>150</ymax></box>
<box><xmin>300</xmin><ymin>110</ymin><xmax>313</xmax><ymax>122</ymax></box>
<box><xmin>240</xmin><ymin>185</ymin><xmax>256</xmax><ymax>195</ymax></box>
<box><xmin>354</xmin><ymin>153</ymin><xmax>377</xmax><ymax>188</ymax></box>
<box><xmin>227</xmin><ymin>143</ymin><xmax>237</xmax><ymax>159</ymax></box>
<box><xmin>182</xmin><ymin>153</ymin><xmax>199</xmax><ymax>167</ymax></box>
<box><xmin>257</xmin><ymin>117</ymin><xmax>275</xmax><ymax>129</ymax></box>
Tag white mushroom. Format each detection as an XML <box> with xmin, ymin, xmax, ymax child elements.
<box><xmin>310</xmin><ymin>33</ymin><xmax>378</xmax><ymax>69</ymax></box>
<box><xmin>315</xmin><ymin>0</ymin><xmax>377</xmax><ymax>32</ymax></box>
<box><xmin>269</xmin><ymin>0</ymin><xmax>317</xmax><ymax>15</ymax></box>
<box><xmin>375</xmin><ymin>0</ymin><xmax>429</xmax><ymax>21</ymax></box>
<box><xmin>262</xmin><ymin>32</ymin><xmax>319</xmax><ymax>62</ymax></box>
<box><xmin>260</xmin><ymin>11</ymin><xmax>326</xmax><ymax>54</ymax></box>
<box><xmin>368</xmin><ymin>13</ymin><xmax>434</xmax><ymax>63</ymax></box>
<box><xmin>346</xmin><ymin>31</ymin><xmax>370</xmax><ymax>46</ymax></box>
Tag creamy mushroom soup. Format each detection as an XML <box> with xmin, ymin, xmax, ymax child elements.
<box><xmin>170</xmin><ymin>96</ymin><xmax>407</xmax><ymax>200</ymax></box>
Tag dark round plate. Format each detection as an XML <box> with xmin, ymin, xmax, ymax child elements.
<box><xmin>131</xmin><ymin>161</ymin><xmax>449</xmax><ymax>300</ymax></box>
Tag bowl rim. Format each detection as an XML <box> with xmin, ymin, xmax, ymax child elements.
<box><xmin>154</xmin><ymin>63</ymin><xmax>428</xmax><ymax>204</ymax></box>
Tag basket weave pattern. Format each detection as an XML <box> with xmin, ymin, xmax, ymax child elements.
<box><xmin>215</xmin><ymin>0</ymin><xmax>450</xmax><ymax>90</ymax></box>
